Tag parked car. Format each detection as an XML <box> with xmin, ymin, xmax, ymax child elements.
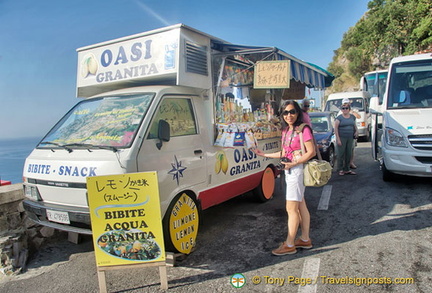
<box><xmin>309</xmin><ymin>112</ymin><xmax>336</xmax><ymax>167</ymax></box>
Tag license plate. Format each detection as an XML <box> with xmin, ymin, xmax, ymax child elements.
<box><xmin>46</xmin><ymin>210</ymin><xmax>70</xmax><ymax>224</ymax></box>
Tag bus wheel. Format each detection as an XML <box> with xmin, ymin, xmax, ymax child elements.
<box><xmin>162</xmin><ymin>192</ymin><xmax>200</xmax><ymax>254</ymax></box>
<box><xmin>253</xmin><ymin>166</ymin><xmax>275</xmax><ymax>202</ymax></box>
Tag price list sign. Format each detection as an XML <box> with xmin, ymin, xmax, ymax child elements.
<box><xmin>87</xmin><ymin>172</ymin><xmax>165</xmax><ymax>267</ymax></box>
<box><xmin>254</xmin><ymin>60</ymin><xmax>291</xmax><ymax>89</ymax></box>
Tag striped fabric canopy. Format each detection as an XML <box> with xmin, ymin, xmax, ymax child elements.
<box><xmin>214</xmin><ymin>44</ymin><xmax>334</xmax><ymax>89</ymax></box>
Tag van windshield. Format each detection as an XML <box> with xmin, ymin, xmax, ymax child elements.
<box><xmin>325</xmin><ymin>98</ymin><xmax>364</xmax><ymax>113</ymax></box>
<box><xmin>311</xmin><ymin>116</ymin><xmax>330</xmax><ymax>133</ymax></box>
<box><xmin>365</xmin><ymin>71</ymin><xmax>387</xmax><ymax>104</ymax></box>
<box><xmin>387</xmin><ymin>59</ymin><xmax>432</xmax><ymax>109</ymax></box>
<box><xmin>39</xmin><ymin>94</ymin><xmax>154</xmax><ymax>149</ymax></box>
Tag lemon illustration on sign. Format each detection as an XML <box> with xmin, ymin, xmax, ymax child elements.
<box><xmin>131</xmin><ymin>240</ymin><xmax>143</xmax><ymax>252</ymax></box>
<box><xmin>116</xmin><ymin>245</ymin><xmax>127</xmax><ymax>256</ymax></box>
<box><xmin>80</xmin><ymin>53</ymin><xmax>98</xmax><ymax>78</ymax></box>
<box><xmin>214</xmin><ymin>150</ymin><xmax>228</xmax><ymax>174</ymax></box>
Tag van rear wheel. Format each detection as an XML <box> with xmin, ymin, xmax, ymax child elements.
<box><xmin>253</xmin><ymin>166</ymin><xmax>275</xmax><ymax>202</ymax></box>
<box><xmin>162</xmin><ymin>192</ymin><xmax>200</xmax><ymax>254</ymax></box>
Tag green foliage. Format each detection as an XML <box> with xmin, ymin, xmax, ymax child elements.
<box><xmin>346</xmin><ymin>47</ymin><xmax>371</xmax><ymax>79</ymax></box>
<box><xmin>327</xmin><ymin>49</ymin><xmax>344</xmax><ymax>78</ymax></box>
<box><xmin>328</xmin><ymin>0</ymin><xmax>432</xmax><ymax>90</ymax></box>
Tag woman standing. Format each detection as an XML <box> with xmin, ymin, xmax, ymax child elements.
<box><xmin>253</xmin><ymin>100</ymin><xmax>316</xmax><ymax>255</ymax></box>
<box><xmin>335</xmin><ymin>98</ymin><xmax>358</xmax><ymax>175</ymax></box>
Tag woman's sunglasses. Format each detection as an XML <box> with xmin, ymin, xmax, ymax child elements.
<box><xmin>282</xmin><ymin>109</ymin><xmax>297</xmax><ymax>116</ymax></box>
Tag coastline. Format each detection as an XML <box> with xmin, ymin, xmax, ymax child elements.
<box><xmin>0</xmin><ymin>137</ymin><xmax>41</xmax><ymax>184</ymax></box>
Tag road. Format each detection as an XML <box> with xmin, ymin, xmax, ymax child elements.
<box><xmin>1</xmin><ymin>142</ymin><xmax>431</xmax><ymax>293</ymax></box>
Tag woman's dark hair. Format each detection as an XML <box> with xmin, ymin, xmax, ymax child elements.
<box><xmin>279</xmin><ymin>100</ymin><xmax>304</xmax><ymax>130</ymax></box>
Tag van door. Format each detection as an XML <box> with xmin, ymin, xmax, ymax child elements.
<box><xmin>370</xmin><ymin>109</ymin><xmax>383</xmax><ymax>161</ymax></box>
<box><xmin>137</xmin><ymin>95</ymin><xmax>207</xmax><ymax>203</ymax></box>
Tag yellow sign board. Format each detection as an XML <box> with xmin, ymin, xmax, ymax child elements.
<box><xmin>87</xmin><ymin>172</ymin><xmax>165</xmax><ymax>267</ymax></box>
<box><xmin>254</xmin><ymin>60</ymin><xmax>291</xmax><ymax>89</ymax></box>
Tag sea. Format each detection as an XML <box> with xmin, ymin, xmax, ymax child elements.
<box><xmin>0</xmin><ymin>137</ymin><xmax>41</xmax><ymax>184</ymax></box>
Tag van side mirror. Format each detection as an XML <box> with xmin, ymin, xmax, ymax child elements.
<box><xmin>156</xmin><ymin>119</ymin><xmax>170</xmax><ymax>150</ymax></box>
<box><xmin>369</xmin><ymin>97</ymin><xmax>380</xmax><ymax>113</ymax></box>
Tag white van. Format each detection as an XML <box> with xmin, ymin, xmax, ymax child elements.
<box><xmin>22</xmin><ymin>24</ymin><xmax>331</xmax><ymax>253</ymax></box>
<box><xmin>371</xmin><ymin>53</ymin><xmax>432</xmax><ymax>181</ymax></box>
<box><xmin>324</xmin><ymin>91</ymin><xmax>371</xmax><ymax>141</ymax></box>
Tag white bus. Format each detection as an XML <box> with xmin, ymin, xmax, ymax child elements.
<box><xmin>370</xmin><ymin>54</ymin><xmax>432</xmax><ymax>181</ymax></box>
<box><xmin>360</xmin><ymin>69</ymin><xmax>388</xmax><ymax>113</ymax></box>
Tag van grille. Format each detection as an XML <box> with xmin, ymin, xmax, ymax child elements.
<box><xmin>185</xmin><ymin>42</ymin><xmax>208</xmax><ymax>76</ymax></box>
<box><xmin>415</xmin><ymin>157</ymin><xmax>432</xmax><ymax>164</ymax></box>
<box><xmin>408</xmin><ymin>135</ymin><xmax>432</xmax><ymax>151</ymax></box>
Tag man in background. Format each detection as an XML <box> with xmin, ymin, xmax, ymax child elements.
<box><xmin>302</xmin><ymin>99</ymin><xmax>311</xmax><ymax>126</ymax></box>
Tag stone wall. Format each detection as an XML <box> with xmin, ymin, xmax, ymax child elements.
<box><xmin>0</xmin><ymin>183</ymin><xmax>55</xmax><ymax>276</ymax></box>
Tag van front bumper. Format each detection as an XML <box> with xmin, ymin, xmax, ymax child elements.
<box><xmin>357</xmin><ymin>126</ymin><xmax>368</xmax><ymax>137</ymax></box>
<box><xmin>382</xmin><ymin>148</ymin><xmax>432</xmax><ymax>177</ymax></box>
<box><xmin>23</xmin><ymin>199</ymin><xmax>92</xmax><ymax>235</ymax></box>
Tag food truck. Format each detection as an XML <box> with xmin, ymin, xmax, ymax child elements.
<box><xmin>22</xmin><ymin>24</ymin><xmax>331</xmax><ymax>253</ymax></box>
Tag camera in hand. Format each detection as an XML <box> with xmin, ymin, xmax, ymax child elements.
<box><xmin>276</xmin><ymin>157</ymin><xmax>291</xmax><ymax>170</ymax></box>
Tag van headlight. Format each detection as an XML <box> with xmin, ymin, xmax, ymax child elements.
<box><xmin>24</xmin><ymin>185</ymin><xmax>41</xmax><ymax>201</ymax></box>
<box><xmin>385</xmin><ymin>127</ymin><xmax>407</xmax><ymax>147</ymax></box>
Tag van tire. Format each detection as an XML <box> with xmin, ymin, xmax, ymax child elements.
<box><xmin>162</xmin><ymin>192</ymin><xmax>200</xmax><ymax>254</ymax></box>
<box><xmin>382</xmin><ymin>162</ymin><xmax>394</xmax><ymax>182</ymax></box>
<box><xmin>253</xmin><ymin>166</ymin><xmax>275</xmax><ymax>202</ymax></box>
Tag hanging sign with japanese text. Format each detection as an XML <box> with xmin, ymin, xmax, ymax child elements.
<box><xmin>87</xmin><ymin>172</ymin><xmax>165</xmax><ymax>267</ymax></box>
<box><xmin>254</xmin><ymin>60</ymin><xmax>290</xmax><ymax>89</ymax></box>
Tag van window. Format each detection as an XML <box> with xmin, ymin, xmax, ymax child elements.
<box><xmin>364</xmin><ymin>71</ymin><xmax>388</xmax><ymax>103</ymax></box>
<box><xmin>311</xmin><ymin>116</ymin><xmax>330</xmax><ymax>132</ymax></box>
<box><xmin>325</xmin><ymin>97</ymin><xmax>364</xmax><ymax>113</ymax></box>
<box><xmin>39</xmin><ymin>94</ymin><xmax>153</xmax><ymax>149</ymax></box>
<box><xmin>388</xmin><ymin>60</ymin><xmax>432</xmax><ymax>109</ymax></box>
<box><xmin>148</xmin><ymin>97</ymin><xmax>198</xmax><ymax>139</ymax></box>
<box><xmin>350</xmin><ymin>98</ymin><xmax>365</xmax><ymax>111</ymax></box>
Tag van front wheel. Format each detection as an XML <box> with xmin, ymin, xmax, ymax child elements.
<box><xmin>162</xmin><ymin>192</ymin><xmax>200</xmax><ymax>254</ymax></box>
<box><xmin>382</xmin><ymin>162</ymin><xmax>394</xmax><ymax>182</ymax></box>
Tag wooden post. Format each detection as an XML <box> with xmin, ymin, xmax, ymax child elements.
<box><xmin>96</xmin><ymin>261</ymin><xmax>168</xmax><ymax>292</ymax></box>
<box><xmin>97</xmin><ymin>269</ymin><xmax>107</xmax><ymax>293</ymax></box>
<box><xmin>158</xmin><ymin>264</ymin><xmax>168</xmax><ymax>290</ymax></box>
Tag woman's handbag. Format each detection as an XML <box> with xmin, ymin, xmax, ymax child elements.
<box><xmin>298</xmin><ymin>124</ymin><xmax>332</xmax><ymax>187</ymax></box>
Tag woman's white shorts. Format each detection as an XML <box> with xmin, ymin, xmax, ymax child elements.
<box><xmin>284</xmin><ymin>164</ymin><xmax>305</xmax><ymax>202</ymax></box>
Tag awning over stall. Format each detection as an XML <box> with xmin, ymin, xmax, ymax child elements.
<box><xmin>212</xmin><ymin>43</ymin><xmax>334</xmax><ymax>89</ymax></box>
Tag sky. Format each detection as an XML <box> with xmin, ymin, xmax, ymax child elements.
<box><xmin>0</xmin><ymin>0</ymin><xmax>370</xmax><ymax>139</ymax></box>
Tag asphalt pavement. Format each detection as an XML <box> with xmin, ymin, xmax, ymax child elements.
<box><xmin>1</xmin><ymin>142</ymin><xmax>431</xmax><ymax>293</ymax></box>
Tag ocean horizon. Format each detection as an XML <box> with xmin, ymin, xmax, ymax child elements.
<box><xmin>0</xmin><ymin>137</ymin><xmax>41</xmax><ymax>184</ymax></box>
